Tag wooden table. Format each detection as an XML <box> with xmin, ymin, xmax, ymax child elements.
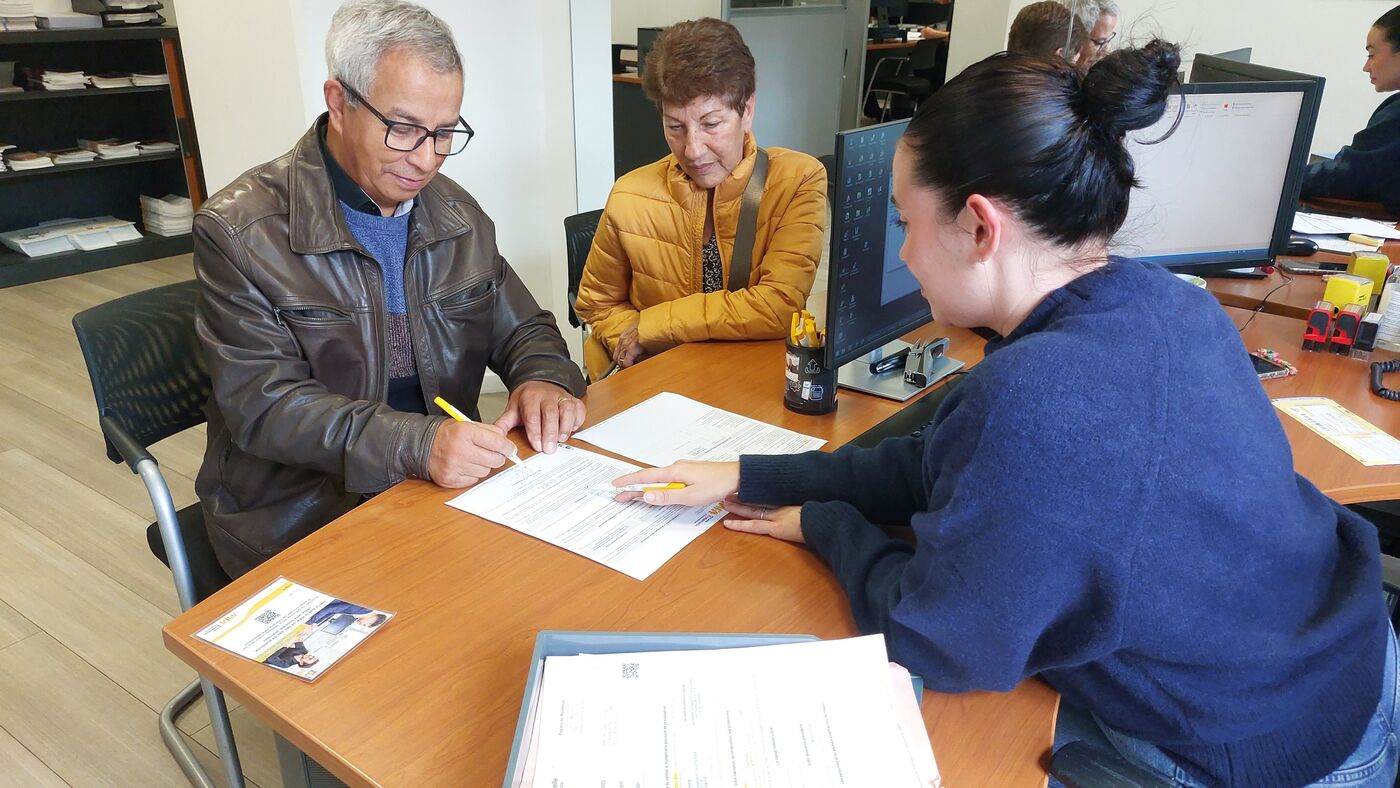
<box><xmin>164</xmin><ymin>323</ymin><xmax>1061</xmax><ymax>787</ymax></box>
<box><xmin>1206</xmin><ymin>228</ymin><xmax>1400</xmax><ymax>319</ymax></box>
<box><xmin>1229</xmin><ymin>306</ymin><xmax>1400</xmax><ymax>504</ymax></box>
<box><xmin>867</xmin><ymin>39</ymin><xmax>917</xmax><ymax>51</ymax></box>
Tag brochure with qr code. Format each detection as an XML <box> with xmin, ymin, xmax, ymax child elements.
<box><xmin>193</xmin><ymin>577</ymin><xmax>393</xmax><ymax>681</ymax></box>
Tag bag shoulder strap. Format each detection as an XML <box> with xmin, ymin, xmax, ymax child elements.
<box><xmin>728</xmin><ymin>147</ymin><xmax>769</xmax><ymax>292</ymax></box>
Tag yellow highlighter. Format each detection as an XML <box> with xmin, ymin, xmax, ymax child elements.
<box><xmin>590</xmin><ymin>482</ymin><xmax>687</xmax><ymax>493</ymax></box>
<box><xmin>433</xmin><ymin>395</ymin><xmax>522</xmax><ymax>466</ymax></box>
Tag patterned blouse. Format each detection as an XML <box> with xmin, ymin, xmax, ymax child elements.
<box><xmin>701</xmin><ymin>233</ymin><xmax>724</xmax><ymax>293</ymax></box>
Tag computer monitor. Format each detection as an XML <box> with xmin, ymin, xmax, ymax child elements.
<box><xmin>1212</xmin><ymin>47</ymin><xmax>1253</xmax><ymax>63</ymax></box>
<box><xmin>824</xmin><ymin>119</ymin><xmax>947</xmax><ymax>400</ymax></box>
<box><xmin>1112</xmin><ymin>81</ymin><xmax>1322</xmax><ymax>272</ymax></box>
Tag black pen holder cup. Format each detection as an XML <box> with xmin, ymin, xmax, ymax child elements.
<box><xmin>784</xmin><ymin>341</ymin><xmax>837</xmax><ymax>415</ymax></box>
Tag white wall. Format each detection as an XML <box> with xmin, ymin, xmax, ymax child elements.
<box><xmin>178</xmin><ymin>0</ymin><xmax>614</xmax><ymax>377</ymax></box>
<box><xmin>957</xmin><ymin>0</ymin><xmax>1393</xmax><ymax>156</ymax></box>
<box><xmin>610</xmin><ymin>0</ymin><xmax>718</xmax><ymax>45</ymax></box>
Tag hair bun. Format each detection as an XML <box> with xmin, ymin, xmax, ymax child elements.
<box><xmin>1081</xmin><ymin>39</ymin><xmax>1181</xmax><ymax>138</ymax></box>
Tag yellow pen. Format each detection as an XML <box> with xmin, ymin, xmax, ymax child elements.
<box><xmin>433</xmin><ymin>395</ymin><xmax>523</xmax><ymax>466</ymax></box>
<box><xmin>589</xmin><ymin>482</ymin><xmax>687</xmax><ymax>493</ymax></box>
<box><xmin>802</xmin><ymin>316</ymin><xmax>817</xmax><ymax>348</ymax></box>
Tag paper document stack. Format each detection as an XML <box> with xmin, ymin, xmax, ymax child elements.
<box><xmin>28</xmin><ymin>69</ymin><xmax>89</xmax><ymax>91</ymax></box>
<box><xmin>141</xmin><ymin>194</ymin><xmax>193</xmax><ymax>236</ymax></box>
<box><xmin>90</xmin><ymin>72</ymin><xmax>135</xmax><ymax>89</ymax></box>
<box><xmin>130</xmin><ymin>71</ymin><xmax>170</xmax><ymax>86</ymax></box>
<box><xmin>72</xmin><ymin>0</ymin><xmax>166</xmax><ymax>26</ymax></box>
<box><xmin>0</xmin><ymin>217</ymin><xmax>142</xmax><ymax>258</ymax></box>
<box><xmin>0</xmin><ymin>143</ymin><xmax>14</xmax><ymax>171</ymax></box>
<box><xmin>49</xmin><ymin>147</ymin><xmax>98</xmax><ymax>165</ymax></box>
<box><xmin>4</xmin><ymin>150</ymin><xmax>52</xmax><ymax>170</ymax></box>
<box><xmin>137</xmin><ymin>139</ymin><xmax>178</xmax><ymax>154</ymax></box>
<box><xmin>1294</xmin><ymin>211</ymin><xmax>1400</xmax><ymax>241</ymax></box>
<box><xmin>78</xmin><ymin>138</ymin><xmax>140</xmax><ymax>159</ymax></box>
<box><xmin>511</xmin><ymin>635</ymin><xmax>941</xmax><ymax>788</ymax></box>
<box><xmin>35</xmin><ymin>12</ymin><xmax>101</xmax><ymax>29</ymax></box>
<box><xmin>0</xmin><ymin>0</ymin><xmax>35</xmax><ymax>30</ymax></box>
<box><xmin>0</xmin><ymin>61</ymin><xmax>19</xmax><ymax>94</ymax></box>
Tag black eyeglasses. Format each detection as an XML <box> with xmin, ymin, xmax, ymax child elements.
<box><xmin>1091</xmin><ymin>31</ymin><xmax>1118</xmax><ymax>52</ymax></box>
<box><xmin>340</xmin><ymin>81</ymin><xmax>474</xmax><ymax>156</ymax></box>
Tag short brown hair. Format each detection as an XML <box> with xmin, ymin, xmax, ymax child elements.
<box><xmin>642</xmin><ymin>18</ymin><xmax>756</xmax><ymax>113</ymax></box>
<box><xmin>1008</xmin><ymin>2</ymin><xmax>1087</xmax><ymax>59</ymax></box>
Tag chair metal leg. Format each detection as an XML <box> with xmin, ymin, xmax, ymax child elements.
<box><xmin>141</xmin><ymin>458</ymin><xmax>246</xmax><ymax>787</ymax></box>
<box><xmin>160</xmin><ymin>680</ymin><xmax>216</xmax><ymax>788</ymax></box>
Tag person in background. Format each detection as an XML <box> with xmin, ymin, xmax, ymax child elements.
<box><xmin>1008</xmin><ymin>1</ymin><xmax>1087</xmax><ymax>65</ymax></box>
<box><xmin>573</xmin><ymin>18</ymin><xmax>827</xmax><ymax>381</ymax></box>
<box><xmin>617</xmin><ymin>40</ymin><xmax>1398</xmax><ymax>787</ymax></box>
<box><xmin>1301</xmin><ymin>4</ymin><xmax>1400</xmax><ymax>215</ymax></box>
<box><xmin>1072</xmin><ymin>0</ymin><xmax>1119</xmax><ymax>68</ymax></box>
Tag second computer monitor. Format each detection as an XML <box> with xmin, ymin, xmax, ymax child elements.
<box><xmin>1112</xmin><ymin>80</ymin><xmax>1320</xmax><ymax>272</ymax></box>
<box><xmin>825</xmin><ymin>119</ymin><xmax>931</xmax><ymax>368</ymax></box>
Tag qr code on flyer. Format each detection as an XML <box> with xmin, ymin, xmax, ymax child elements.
<box><xmin>621</xmin><ymin>662</ymin><xmax>639</xmax><ymax>679</ymax></box>
<box><xmin>254</xmin><ymin>610</ymin><xmax>279</xmax><ymax>625</ymax></box>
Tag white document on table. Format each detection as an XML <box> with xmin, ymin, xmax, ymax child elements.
<box><xmin>444</xmin><ymin>444</ymin><xmax>725</xmax><ymax>580</ymax></box>
<box><xmin>521</xmin><ymin>635</ymin><xmax>941</xmax><ymax>788</ymax></box>
<box><xmin>1296</xmin><ymin>233</ymin><xmax>1383</xmax><ymax>255</ymax></box>
<box><xmin>1274</xmin><ymin>397</ymin><xmax>1400</xmax><ymax>466</ymax></box>
<box><xmin>1293</xmin><ymin>211</ymin><xmax>1400</xmax><ymax>240</ymax></box>
<box><xmin>573</xmin><ymin>392</ymin><xmax>827</xmax><ymax>467</ymax></box>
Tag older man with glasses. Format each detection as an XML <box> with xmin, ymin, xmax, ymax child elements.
<box><xmin>1071</xmin><ymin>0</ymin><xmax>1119</xmax><ymax>68</ymax></box>
<box><xmin>192</xmin><ymin>0</ymin><xmax>585</xmax><ymax>577</ymax></box>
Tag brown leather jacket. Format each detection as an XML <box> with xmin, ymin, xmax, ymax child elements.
<box><xmin>194</xmin><ymin>119</ymin><xmax>584</xmax><ymax>577</ymax></box>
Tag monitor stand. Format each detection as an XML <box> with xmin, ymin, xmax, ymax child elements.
<box><xmin>837</xmin><ymin>339</ymin><xmax>964</xmax><ymax>402</ymax></box>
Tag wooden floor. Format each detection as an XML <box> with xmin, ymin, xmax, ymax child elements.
<box><xmin>0</xmin><ymin>255</ymin><xmax>508</xmax><ymax>788</ymax></box>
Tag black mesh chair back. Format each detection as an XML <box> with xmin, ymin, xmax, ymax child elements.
<box><xmin>564</xmin><ymin>209</ymin><xmax>604</xmax><ymax>328</ymax></box>
<box><xmin>72</xmin><ymin>279</ymin><xmax>231</xmax><ymax>603</ymax></box>
<box><xmin>72</xmin><ymin>280</ymin><xmax>211</xmax><ymax>464</ymax></box>
<box><xmin>908</xmin><ymin>37</ymin><xmax>944</xmax><ymax>72</ymax></box>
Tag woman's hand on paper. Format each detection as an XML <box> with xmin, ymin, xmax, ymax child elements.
<box><xmin>721</xmin><ymin>499</ymin><xmax>805</xmax><ymax>544</ymax></box>
<box><xmin>612</xmin><ymin>461</ymin><xmax>738</xmax><ymax>506</ymax></box>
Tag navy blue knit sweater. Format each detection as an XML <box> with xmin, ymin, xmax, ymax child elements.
<box><xmin>1302</xmin><ymin>93</ymin><xmax>1400</xmax><ymax>214</ymax></box>
<box><xmin>740</xmin><ymin>259</ymin><xmax>1388</xmax><ymax>786</ymax></box>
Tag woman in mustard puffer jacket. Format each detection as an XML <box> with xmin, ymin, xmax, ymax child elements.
<box><xmin>574</xmin><ymin>17</ymin><xmax>828</xmax><ymax>380</ymax></box>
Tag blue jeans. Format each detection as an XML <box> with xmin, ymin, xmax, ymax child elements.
<box><xmin>1051</xmin><ymin>622</ymin><xmax>1399</xmax><ymax>787</ymax></box>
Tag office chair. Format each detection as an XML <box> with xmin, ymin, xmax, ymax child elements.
<box><xmin>1048</xmin><ymin>553</ymin><xmax>1400</xmax><ymax>787</ymax></box>
<box><xmin>72</xmin><ymin>280</ymin><xmax>245</xmax><ymax>788</ymax></box>
<box><xmin>862</xmin><ymin>39</ymin><xmax>943</xmax><ymax>122</ymax></box>
<box><xmin>564</xmin><ymin>208</ymin><xmax>604</xmax><ymax>334</ymax></box>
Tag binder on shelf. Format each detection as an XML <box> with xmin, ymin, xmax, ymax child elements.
<box><xmin>503</xmin><ymin>631</ymin><xmax>928</xmax><ymax>788</ymax></box>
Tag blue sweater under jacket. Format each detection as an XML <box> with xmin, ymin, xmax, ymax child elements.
<box><xmin>740</xmin><ymin>259</ymin><xmax>1388</xmax><ymax>787</ymax></box>
<box><xmin>1302</xmin><ymin>93</ymin><xmax>1400</xmax><ymax>214</ymax></box>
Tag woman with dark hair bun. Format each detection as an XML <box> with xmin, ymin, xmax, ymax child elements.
<box><xmin>1302</xmin><ymin>5</ymin><xmax>1400</xmax><ymax>214</ymax></box>
<box><xmin>619</xmin><ymin>40</ymin><xmax>1398</xmax><ymax>787</ymax></box>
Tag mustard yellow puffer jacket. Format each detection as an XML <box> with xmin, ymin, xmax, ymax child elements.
<box><xmin>574</xmin><ymin>134</ymin><xmax>827</xmax><ymax>379</ymax></box>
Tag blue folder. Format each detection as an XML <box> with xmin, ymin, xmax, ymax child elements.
<box><xmin>502</xmin><ymin>630</ymin><xmax>925</xmax><ymax>787</ymax></box>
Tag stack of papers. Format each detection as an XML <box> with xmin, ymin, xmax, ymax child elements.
<box><xmin>48</xmin><ymin>147</ymin><xmax>98</xmax><ymax>165</ymax></box>
<box><xmin>0</xmin><ymin>61</ymin><xmax>18</xmax><ymax>94</ymax></box>
<box><xmin>140</xmin><ymin>193</ymin><xmax>193</xmax><ymax>236</ymax></box>
<box><xmin>0</xmin><ymin>142</ymin><xmax>13</xmax><ymax>171</ymax></box>
<box><xmin>130</xmin><ymin>71</ymin><xmax>170</xmax><ymax>86</ymax></box>
<box><xmin>137</xmin><ymin>139</ymin><xmax>178</xmax><ymax>154</ymax></box>
<box><xmin>0</xmin><ymin>217</ymin><xmax>142</xmax><ymax>258</ymax></box>
<box><xmin>102</xmin><ymin>11</ymin><xmax>163</xmax><ymax>25</ymax></box>
<box><xmin>4</xmin><ymin>151</ymin><xmax>52</xmax><ymax>170</ymax></box>
<box><xmin>1293</xmin><ymin>211</ymin><xmax>1400</xmax><ymax>241</ymax></box>
<box><xmin>90</xmin><ymin>73</ymin><xmax>134</xmax><ymax>89</ymax></box>
<box><xmin>28</xmin><ymin>69</ymin><xmax>89</xmax><ymax>91</ymax></box>
<box><xmin>512</xmin><ymin>635</ymin><xmax>940</xmax><ymax>787</ymax></box>
<box><xmin>0</xmin><ymin>0</ymin><xmax>35</xmax><ymax>30</ymax></box>
<box><xmin>36</xmin><ymin>12</ymin><xmax>102</xmax><ymax>29</ymax></box>
<box><xmin>78</xmin><ymin>138</ymin><xmax>139</xmax><ymax>159</ymax></box>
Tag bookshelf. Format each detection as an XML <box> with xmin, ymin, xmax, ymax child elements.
<box><xmin>0</xmin><ymin>25</ymin><xmax>205</xmax><ymax>288</ymax></box>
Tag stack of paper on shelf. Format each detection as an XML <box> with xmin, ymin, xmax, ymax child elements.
<box><xmin>140</xmin><ymin>194</ymin><xmax>193</xmax><ymax>236</ymax></box>
<box><xmin>0</xmin><ymin>0</ymin><xmax>36</xmax><ymax>30</ymax></box>
<box><xmin>35</xmin><ymin>12</ymin><xmax>102</xmax><ymax>29</ymax></box>
<box><xmin>90</xmin><ymin>72</ymin><xmax>135</xmax><ymax>89</ymax></box>
<box><xmin>0</xmin><ymin>143</ymin><xmax>13</xmax><ymax>171</ymax></box>
<box><xmin>4</xmin><ymin>151</ymin><xmax>53</xmax><ymax>170</ymax></box>
<box><xmin>0</xmin><ymin>217</ymin><xmax>143</xmax><ymax>258</ymax></box>
<box><xmin>72</xmin><ymin>0</ymin><xmax>166</xmax><ymax>26</ymax></box>
<box><xmin>49</xmin><ymin>147</ymin><xmax>98</xmax><ymax>165</ymax></box>
<box><xmin>130</xmin><ymin>71</ymin><xmax>170</xmax><ymax>86</ymax></box>
<box><xmin>137</xmin><ymin>139</ymin><xmax>178</xmax><ymax>154</ymax></box>
<box><xmin>0</xmin><ymin>61</ymin><xmax>19</xmax><ymax>93</ymax></box>
<box><xmin>78</xmin><ymin>138</ymin><xmax>140</xmax><ymax>159</ymax></box>
<box><xmin>27</xmin><ymin>68</ymin><xmax>89</xmax><ymax>91</ymax></box>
